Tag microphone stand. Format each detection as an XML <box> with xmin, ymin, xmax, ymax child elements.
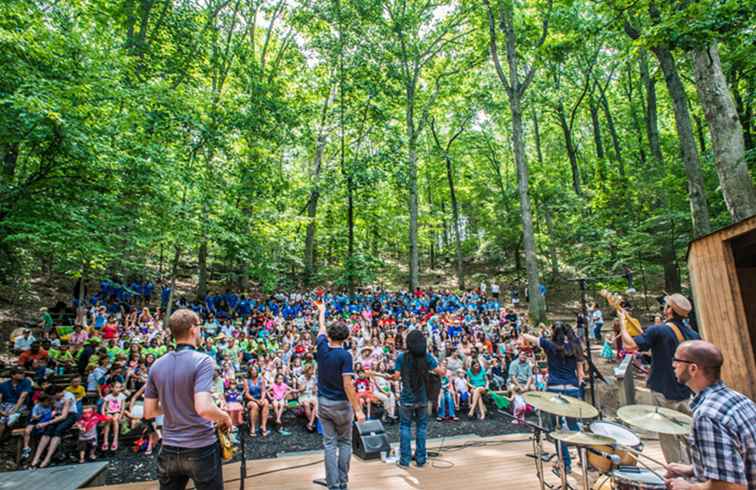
<box><xmin>498</xmin><ymin>410</ymin><xmax>554</xmax><ymax>490</ymax></box>
<box><xmin>239</xmin><ymin>410</ymin><xmax>247</xmax><ymax>490</ymax></box>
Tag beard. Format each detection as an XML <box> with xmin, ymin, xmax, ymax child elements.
<box><xmin>676</xmin><ymin>368</ymin><xmax>691</xmax><ymax>385</ymax></box>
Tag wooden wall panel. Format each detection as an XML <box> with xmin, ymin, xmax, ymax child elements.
<box><xmin>688</xmin><ymin>217</ymin><xmax>756</xmax><ymax>400</ymax></box>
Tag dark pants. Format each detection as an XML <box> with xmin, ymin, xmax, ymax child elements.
<box><xmin>157</xmin><ymin>442</ymin><xmax>224</xmax><ymax>490</ymax></box>
<box><xmin>544</xmin><ymin>387</ymin><xmax>581</xmax><ymax>470</ymax></box>
<box><xmin>399</xmin><ymin>403</ymin><xmax>429</xmax><ymax>467</ymax></box>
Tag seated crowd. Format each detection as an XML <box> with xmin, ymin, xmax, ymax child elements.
<box><xmin>1</xmin><ymin>281</ymin><xmax>560</xmax><ymax>468</ymax></box>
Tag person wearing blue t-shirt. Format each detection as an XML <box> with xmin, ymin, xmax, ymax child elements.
<box><xmin>375</xmin><ymin>330</ymin><xmax>444</xmax><ymax>468</ymax></box>
<box><xmin>522</xmin><ymin>323</ymin><xmax>585</xmax><ymax>476</ymax></box>
<box><xmin>314</xmin><ymin>301</ymin><xmax>364</xmax><ymax>490</ymax></box>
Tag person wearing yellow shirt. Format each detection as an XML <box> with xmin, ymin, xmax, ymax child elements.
<box><xmin>65</xmin><ymin>376</ymin><xmax>86</xmax><ymax>402</ymax></box>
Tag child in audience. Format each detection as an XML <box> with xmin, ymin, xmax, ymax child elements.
<box><xmin>224</xmin><ymin>379</ymin><xmax>245</xmax><ymax>428</ymax></box>
<box><xmin>453</xmin><ymin>369</ymin><xmax>469</xmax><ymax>411</ymax></box>
<box><xmin>76</xmin><ymin>408</ymin><xmax>102</xmax><ymax>463</ymax></box>
<box><xmin>354</xmin><ymin>369</ymin><xmax>376</xmax><ymax>419</ymax></box>
<box><xmin>269</xmin><ymin>373</ymin><xmax>291</xmax><ymax>435</ymax></box>
<box><xmin>21</xmin><ymin>394</ymin><xmax>53</xmax><ymax>460</ymax></box>
<box><xmin>100</xmin><ymin>381</ymin><xmax>127</xmax><ymax>451</ymax></box>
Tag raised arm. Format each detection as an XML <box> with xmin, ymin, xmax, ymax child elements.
<box><xmin>317</xmin><ymin>301</ymin><xmax>327</xmax><ymax>337</ymax></box>
<box><xmin>619</xmin><ymin>314</ymin><xmax>638</xmax><ymax>350</ymax></box>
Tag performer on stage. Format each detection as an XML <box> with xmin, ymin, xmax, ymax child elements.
<box><xmin>522</xmin><ymin>323</ymin><xmax>584</xmax><ymax>476</ymax></box>
<box><xmin>315</xmin><ymin>301</ymin><xmax>364</xmax><ymax>490</ymax></box>
<box><xmin>620</xmin><ymin>293</ymin><xmax>699</xmax><ymax>464</ymax></box>
<box><xmin>144</xmin><ymin>309</ymin><xmax>232</xmax><ymax>490</ymax></box>
<box><xmin>665</xmin><ymin>340</ymin><xmax>755</xmax><ymax>490</ymax></box>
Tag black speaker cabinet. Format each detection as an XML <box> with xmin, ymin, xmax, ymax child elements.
<box><xmin>352</xmin><ymin>419</ymin><xmax>390</xmax><ymax>460</ymax></box>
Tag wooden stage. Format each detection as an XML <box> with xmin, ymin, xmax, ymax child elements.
<box><xmin>93</xmin><ymin>433</ymin><xmax>665</xmax><ymax>490</ymax></box>
<box><xmin>0</xmin><ymin>461</ymin><xmax>109</xmax><ymax>489</ymax></box>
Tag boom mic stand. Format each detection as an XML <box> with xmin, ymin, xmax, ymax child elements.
<box><xmin>239</xmin><ymin>410</ymin><xmax>248</xmax><ymax>490</ymax></box>
<box><xmin>577</xmin><ymin>279</ymin><xmax>599</xmax><ymax>411</ymax></box>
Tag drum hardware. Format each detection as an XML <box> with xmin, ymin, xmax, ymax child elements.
<box><xmin>617</xmin><ymin>405</ymin><xmax>692</xmax><ymax>435</ymax></box>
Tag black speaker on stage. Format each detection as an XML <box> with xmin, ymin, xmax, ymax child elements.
<box><xmin>352</xmin><ymin>419</ymin><xmax>390</xmax><ymax>460</ymax></box>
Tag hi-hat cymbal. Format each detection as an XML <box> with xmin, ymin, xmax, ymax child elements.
<box><xmin>617</xmin><ymin>405</ymin><xmax>692</xmax><ymax>435</ymax></box>
<box><xmin>549</xmin><ymin>430</ymin><xmax>616</xmax><ymax>447</ymax></box>
<box><xmin>523</xmin><ymin>391</ymin><xmax>599</xmax><ymax>419</ymax></box>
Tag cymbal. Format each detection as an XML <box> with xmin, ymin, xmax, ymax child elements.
<box><xmin>549</xmin><ymin>430</ymin><xmax>616</xmax><ymax>447</ymax></box>
<box><xmin>617</xmin><ymin>405</ymin><xmax>692</xmax><ymax>435</ymax></box>
<box><xmin>523</xmin><ymin>391</ymin><xmax>599</xmax><ymax>419</ymax></box>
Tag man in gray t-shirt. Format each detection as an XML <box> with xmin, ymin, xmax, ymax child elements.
<box><xmin>145</xmin><ymin>345</ymin><xmax>217</xmax><ymax>448</ymax></box>
<box><xmin>145</xmin><ymin>309</ymin><xmax>231</xmax><ymax>490</ymax></box>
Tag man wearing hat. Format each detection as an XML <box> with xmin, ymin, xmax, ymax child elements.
<box><xmin>620</xmin><ymin>293</ymin><xmax>700</xmax><ymax>464</ymax></box>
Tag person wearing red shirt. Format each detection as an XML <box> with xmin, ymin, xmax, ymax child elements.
<box><xmin>17</xmin><ymin>342</ymin><xmax>48</xmax><ymax>369</ymax></box>
<box><xmin>102</xmin><ymin>317</ymin><xmax>119</xmax><ymax>340</ymax></box>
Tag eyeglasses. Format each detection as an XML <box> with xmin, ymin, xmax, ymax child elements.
<box><xmin>672</xmin><ymin>358</ymin><xmax>696</xmax><ymax>365</ymax></box>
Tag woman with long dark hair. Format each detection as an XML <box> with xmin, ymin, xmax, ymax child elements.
<box><xmin>522</xmin><ymin>322</ymin><xmax>585</xmax><ymax>476</ymax></box>
<box><xmin>371</xmin><ymin>329</ymin><xmax>444</xmax><ymax>468</ymax></box>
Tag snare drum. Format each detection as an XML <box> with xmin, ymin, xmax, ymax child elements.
<box><xmin>611</xmin><ymin>467</ymin><xmax>666</xmax><ymax>489</ymax></box>
<box><xmin>588</xmin><ymin>421</ymin><xmax>642</xmax><ymax>472</ymax></box>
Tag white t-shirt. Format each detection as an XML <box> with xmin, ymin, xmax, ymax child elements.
<box><xmin>103</xmin><ymin>393</ymin><xmax>127</xmax><ymax>414</ymax></box>
<box><xmin>491</xmin><ymin>283</ymin><xmax>500</xmax><ymax>294</ymax></box>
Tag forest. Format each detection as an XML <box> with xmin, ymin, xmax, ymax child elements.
<box><xmin>1</xmin><ymin>0</ymin><xmax>755</xmax><ymax>323</ymax></box>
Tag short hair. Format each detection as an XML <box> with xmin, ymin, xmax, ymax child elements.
<box><xmin>169</xmin><ymin>309</ymin><xmax>200</xmax><ymax>339</ymax></box>
<box><xmin>680</xmin><ymin>340</ymin><xmax>724</xmax><ymax>380</ymax></box>
<box><xmin>327</xmin><ymin>323</ymin><xmax>350</xmax><ymax>342</ymax></box>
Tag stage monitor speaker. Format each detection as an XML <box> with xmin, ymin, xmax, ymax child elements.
<box><xmin>352</xmin><ymin>419</ymin><xmax>390</xmax><ymax>460</ymax></box>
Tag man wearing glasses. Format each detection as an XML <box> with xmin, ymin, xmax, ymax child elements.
<box><xmin>619</xmin><ymin>293</ymin><xmax>699</xmax><ymax>464</ymax></box>
<box><xmin>665</xmin><ymin>340</ymin><xmax>755</xmax><ymax>490</ymax></box>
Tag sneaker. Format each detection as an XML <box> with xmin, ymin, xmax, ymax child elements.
<box><xmin>279</xmin><ymin>428</ymin><xmax>291</xmax><ymax>436</ymax></box>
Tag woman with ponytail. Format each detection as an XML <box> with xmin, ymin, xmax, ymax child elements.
<box><xmin>522</xmin><ymin>322</ymin><xmax>585</xmax><ymax>476</ymax></box>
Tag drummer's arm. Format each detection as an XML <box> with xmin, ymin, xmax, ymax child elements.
<box><xmin>618</xmin><ymin>314</ymin><xmax>638</xmax><ymax>350</ymax></box>
<box><xmin>520</xmin><ymin>333</ymin><xmax>540</xmax><ymax>346</ymax></box>
<box><xmin>577</xmin><ymin>361</ymin><xmax>585</xmax><ymax>385</ymax></box>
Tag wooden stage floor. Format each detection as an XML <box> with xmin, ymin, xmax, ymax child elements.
<box><xmin>94</xmin><ymin>433</ymin><xmax>666</xmax><ymax>490</ymax></box>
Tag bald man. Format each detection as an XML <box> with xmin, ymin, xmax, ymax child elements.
<box><xmin>665</xmin><ymin>340</ymin><xmax>756</xmax><ymax>490</ymax></box>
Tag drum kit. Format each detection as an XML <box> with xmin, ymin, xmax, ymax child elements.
<box><xmin>520</xmin><ymin>392</ymin><xmax>692</xmax><ymax>490</ymax></box>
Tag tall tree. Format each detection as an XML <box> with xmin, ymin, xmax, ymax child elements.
<box><xmin>483</xmin><ymin>0</ymin><xmax>552</xmax><ymax>323</ymax></box>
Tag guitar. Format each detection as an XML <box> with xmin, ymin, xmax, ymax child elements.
<box><xmin>599</xmin><ymin>289</ymin><xmax>643</xmax><ymax>337</ymax></box>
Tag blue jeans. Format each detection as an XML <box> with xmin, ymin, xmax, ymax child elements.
<box><xmin>438</xmin><ymin>391</ymin><xmax>455</xmax><ymax>418</ymax></box>
<box><xmin>592</xmin><ymin>322</ymin><xmax>604</xmax><ymax>340</ymax></box>
<box><xmin>157</xmin><ymin>442</ymin><xmax>223</xmax><ymax>490</ymax></box>
<box><xmin>399</xmin><ymin>403</ymin><xmax>429</xmax><ymax>466</ymax></box>
<box><xmin>545</xmin><ymin>387</ymin><xmax>581</xmax><ymax>470</ymax></box>
<box><xmin>318</xmin><ymin>398</ymin><xmax>353</xmax><ymax>490</ymax></box>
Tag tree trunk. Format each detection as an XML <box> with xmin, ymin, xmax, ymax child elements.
<box><xmin>557</xmin><ymin>100</ymin><xmax>581</xmax><ymax>195</ymax></box>
<box><xmin>1</xmin><ymin>143</ymin><xmax>18</xmax><ymax>179</ymax></box>
<box><xmin>445</xmin><ymin>154</ymin><xmax>465</xmax><ymax>289</ymax></box>
<box><xmin>691</xmin><ymin>43</ymin><xmax>756</xmax><ymax>222</ymax></box>
<box><xmin>163</xmin><ymin>245</ymin><xmax>181</xmax><ymax>331</ymax></box>
<box><xmin>441</xmin><ymin>200</ymin><xmax>449</xmax><ymax>250</ymax></box>
<box><xmin>304</xmin><ymin>92</ymin><xmax>331</xmax><ymax>284</ymax></box>
<box><xmin>639</xmin><ymin>49</ymin><xmax>664</xmax><ymax>166</ymax></box>
<box><xmin>407</xmin><ymin>103</ymin><xmax>419</xmax><ymax>291</ymax></box>
<box><xmin>661</xmin><ymin>240</ymin><xmax>681</xmax><ymax>293</ymax></box>
<box><xmin>485</xmin><ymin>0</ymin><xmax>547</xmax><ymax>322</ymax></box>
<box><xmin>652</xmin><ymin>45</ymin><xmax>711</xmax><ymax>236</ymax></box>
<box><xmin>532</xmin><ymin>112</ymin><xmax>544</xmax><ymax>166</ymax></box>
<box><xmin>731</xmin><ymin>75</ymin><xmax>753</xmax><ymax>151</ymax></box>
<box><xmin>599</xmin><ymin>89</ymin><xmax>625</xmax><ymax>178</ymax></box>
<box><xmin>589</xmin><ymin>97</ymin><xmax>605</xmax><ymax>160</ymax></box>
<box><xmin>543</xmin><ymin>206</ymin><xmax>559</xmax><ymax>280</ymax></box>
<box><xmin>624</xmin><ymin>62</ymin><xmax>647</xmax><ymax>165</ymax></box>
<box><xmin>694</xmin><ymin>114</ymin><xmax>707</xmax><ymax>155</ymax></box>
<box><xmin>197</xmin><ymin>239</ymin><xmax>208</xmax><ymax>299</ymax></box>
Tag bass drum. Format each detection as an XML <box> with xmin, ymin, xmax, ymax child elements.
<box><xmin>612</xmin><ymin>468</ymin><xmax>666</xmax><ymax>490</ymax></box>
<box><xmin>587</xmin><ymin>421</ymin><xmax>642</xmax><ymax>473</ymax></box>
